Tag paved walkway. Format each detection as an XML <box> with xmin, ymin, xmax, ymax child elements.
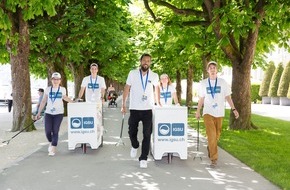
<box><xmin>0</xmin><ymin>101</ymin><xmax>287</xmax><ymax>190</ymax></box>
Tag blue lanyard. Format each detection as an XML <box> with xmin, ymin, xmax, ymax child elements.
<box><xmin>208</xmin><ymin>78</ymin><xmax>217</xmax><ymax>99</ymax></box>
<box><xmin>50</xmin><ymin>86</ymin><xmax>60</xmax><ymax>104</ymax></box>
<box><xmin>139</xmin><ymin>69</ymin><xmax>149</xmax><ymax>93</ymax></box>
<box><xmin>161</xmin><ymin>85</ymin><xmax>169</xmax><ymax>103</ymax></box>
<box><xmin>90</xmin><ymin>75</ymin><xmax>98</xmax><ymax>92</ymax></box>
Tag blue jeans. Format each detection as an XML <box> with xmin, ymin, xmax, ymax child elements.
<box><xmin>128</xmin><ymin>110</ymin><xmax>153</xmax><ymax>161</ymax></box>
<box><xmin>44</xmin><ymin>113</ymin><xmax>64</xmax><ymax>146</ymax></box>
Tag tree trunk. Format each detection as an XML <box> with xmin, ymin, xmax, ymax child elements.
<box><xmin>186</xmin><ymin>63</ymin><xmax>193</xmax><ymax>106</ymax></box>
<box><xmin>230</xmin><ymin>60</ymin><xmax>252</xmax><ymax>129</ymax></box>
<box><xmin>9</xmin><ymin>10</ymin><xmax>35</xmax><ymax>132</ymax></box>
<box><xmin>176</xmin><ymin>69</ymin><xmax>182</xmax><ymax>103</ymax></box>
<box><xmin>71</xmin><ymin>64</ymin><xmax>85</xmax><ymax>99</ymax></box>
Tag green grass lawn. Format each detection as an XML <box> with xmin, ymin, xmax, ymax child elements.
<box><xmin>188</xmin><ymin>109</ymin><xmax>290</xmax><ymax>190</ymax></box>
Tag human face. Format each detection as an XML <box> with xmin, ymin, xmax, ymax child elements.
<box><xmin>140</xmin><ymin>56</ymin><xmax>151</xmax><ymax>72</ymax></box>
<box><xmin>90</xmin><ymin>66</ymin><xmax>98</xmax><ymax>75</ymax></box>
<box><xmin>207</xmin><ymin>64</ymin><xmax>218</xmax><ymax>78</ymax></box>
<box><xmin>160</xmin><ymin>76</ymin><xmax>168</xmax><ymax>86</ymax></box>
<box><xmin>51</xmin><ymin>78</ymin><xmax>61</xmax><ymax>87</ymax></box>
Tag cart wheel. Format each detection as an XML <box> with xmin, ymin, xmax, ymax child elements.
<box><xmin>100</xmin><ymin>136</ymin><xmax>103</xmax><ymax>147</ymax></box>
<box><xmin>82</xmin><ymin>143</ymin><xmax>87</xmax><ymax>154</ymax></box>
<box><xmin>168</xmin><ymin>153</ymin><xmax>173</xmax><ymax>164</ymax></box>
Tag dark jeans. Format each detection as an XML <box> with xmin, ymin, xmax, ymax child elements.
<box><xmin>8</xmin><ymin>100</ymin><xmax>13</xmax><ymax>112</ymax></box>
<box><xmin>44</xmin><ymin>113</ymin><xmax>64</xmax><ymax>146</ymax></box>
<box><xmin>128</xmin><ymin>110</ymin><xmax>153</xmax><ymax>161</ymax></box>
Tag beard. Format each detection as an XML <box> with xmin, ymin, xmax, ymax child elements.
<box><xmin>140</xmin><ymin>64</ymin><xmax>149</xmax><ymax>72</ymax></box>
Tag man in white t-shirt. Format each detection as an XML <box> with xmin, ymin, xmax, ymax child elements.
<box><xmin>121</xmin><ymin>53</ymin><xmax>159</xmax><ymax>169</ymax></box>
<box><xmin>78</xmin><ymin>63</ymin><xmax>106</xmax><ymax>102</ymax></box>
<box><xmin>196</xmin><ymin>61</ymin><xmax>239</xmax><ymax>168</ymax></box>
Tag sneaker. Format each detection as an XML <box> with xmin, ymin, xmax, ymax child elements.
<box><xmin>48</xmin><ymin>151</ymin><xmax>55</xmax><ymax>156</ymax></box>
<box><xmin>210</xmin><ymin>160</ymin><xmax>217</xmax><ymax>168</ymax></box>
<box><xmin>140</xmin><ymin>160</ymin><xmax>147</xmax><ymax>168</ymax></box>
<box><xmin>48</xmin><ymin>143</ymin><xmax>52</xmax><ymax>153</ymax></box>
<box><xmin>130</xmin><ymin>147</ymin><xmax>137</xmax><ymax>158</ymax></box>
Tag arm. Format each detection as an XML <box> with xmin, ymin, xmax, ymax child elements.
<box><xmin>195</xmin><ymin>97</ymin><xmax>204</xmax><ymax>120</ymax></box>
<box><xmin>121</xmin><ymin>84</ymin><xmax>130</xmax><ymax>114</ymax></box>
<box><xmin>225</xmin><ymin>95</ymin><xmax>239</xmax><ymax>119</ymax></box>
<box><xmin>63</xmin><ymin>95</ymin><xmax>74</xmax><ymax>103</ymax></box>
<box><xmin>36</xmin><ymin>95</ymin><xmax>48</xmax><ymax>118</ymax></box>
<box><xmin>154</xmin><ymin>84</ymin><xmax>161</xmax><ymax>106</ymax></box>
<box><xmin>78</xmin><ymin>87</ymin><xmax>85</xmax><ymax>99</ymax></box>
<box><xmin>101</xmin><ymin>88</ymin><xmax>106</xmax><ymax>102</ymax></box>
<box><xmin>173</xmin><ymin>92</ymin><xmax>179</xmax><ymax>105</ymax></box>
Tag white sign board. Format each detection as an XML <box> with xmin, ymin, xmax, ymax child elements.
<box><xmin>67</xmin><ymin>102</ymin><xmax>103</xmax><ymax>150</ymax></box>
<box><xmin>151</xmin><ymin>106</ymin><xmax>188</xmax><ymax>160</ymax></box>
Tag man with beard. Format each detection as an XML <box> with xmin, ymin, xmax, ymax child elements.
<box><xmin>121</xmin><ymin>53</ymin><xmax>159</xmax><ymax>168</ymax></box>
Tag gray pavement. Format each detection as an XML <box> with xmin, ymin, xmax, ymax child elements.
<box><xmin>0</xmin><ymin>101</ymin><xmax>287</xmax><ymax>190</ymax></box>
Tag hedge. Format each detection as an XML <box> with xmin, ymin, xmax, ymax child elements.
<box><xmin>277</xmin><ymin>61</ymin><xmax>290</xmax><ymax>97</ymax></box>
<box><xmin>251</xmin><ymin>84</ymin><xmax>262</xmax><ymax>103</ymax></box>
<box><xmin>259</xmin><ymin>62</ymin><xmax>275</xmax><ymax>97</ymax></box>
<box><xmin>268</xmin><ymin>63</ymin><xmax>284</xmax><ymax>97</ymax></box>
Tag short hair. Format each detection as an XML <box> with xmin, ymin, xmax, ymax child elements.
<box><xmin>140</xmin><ymin>53</ymin><xmax>151</xmax><ymax>61</ymax></box>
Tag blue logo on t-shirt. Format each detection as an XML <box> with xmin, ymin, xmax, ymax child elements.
<box><xmin>88</xmin><ymin>83</ymin><xmax>99</xmax><ymax>89</ymax></box>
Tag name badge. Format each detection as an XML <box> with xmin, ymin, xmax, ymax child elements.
<box><xmin>142</xmin><ymin>95</ymin><xmax>147</xmax><ymax>101</ymax></box>
<box><xmin>51</xmin><ymin>107</ymin><xmax>56</xmax><ymax>113</ymax></box>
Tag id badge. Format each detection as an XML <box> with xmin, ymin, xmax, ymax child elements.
<box><xmin>51</xmin><ymin>107</ymin><xmax>56</xmax><ymax>113</ymax></box>
<box><xmin>91</xmin><ymin>94</ymin><xmax>96</xmax><ymax>102</ymax></box>
<box><xmin>142</xmin><ymin>95</ymin><xmax>147</xmax><ymax>101</ymax></box>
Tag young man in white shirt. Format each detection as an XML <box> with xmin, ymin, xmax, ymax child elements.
<box><xmin>78</xmin><ymin>63</ymin><xmax>106</xmax><ymax>102</ymax></box>
<box><xmin>121</xmin><ymin>53</ymin><xmax>159</xmax><ymax>168</ymax></box>
<box><xmin>196</xmin><ymin>61</ymin><xmax>239</xmax><ymax>168</ymax></box>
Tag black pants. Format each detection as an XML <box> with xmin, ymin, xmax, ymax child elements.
<box><xmin>128</xmin><ymin>110</ymin><xmax>153</xmax><ymax>161</ymax></box>
<box><xmin>8</xmin><ymin>100</ymin><xmax>13</xmax><ymax>112</ymax></box>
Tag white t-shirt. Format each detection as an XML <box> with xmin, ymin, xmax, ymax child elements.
<box><xmin>81</xmin><ymin>75</ymin><xmax>106</xmax><ymax>102</ymax></box>
<box><xmin>198</xmin><ymin>77</ymin><xmax>231</xmax><ymax>117</ymax></box>
<box><xmin>126</xmin><ymin>69</ymin><xmax>159</xmax><ymax>110</ymax></box>
<box><xmin>159</xmin><ymin>84</ymin><xmax>176</xmax><ymax>106</ymax></box>
<box><xmin>44</xmin><ymin>86</ymin><xmax>67</xmax><ymax>115</ymax></box>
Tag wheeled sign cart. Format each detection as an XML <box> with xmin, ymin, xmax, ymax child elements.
<box><xmin>68</xmin><ymin>102</ymin><xmax>103</xmax><ymax>153</ymax></box>
<box><xmin>151</xmin><ymin>106</ymin><xmax>188</xmax><ymax>163</ymax></box>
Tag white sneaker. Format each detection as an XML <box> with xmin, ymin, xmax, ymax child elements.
<box><xmin>48</xmin><ymin>151</ymin><xmax>55</xmax><ymax>156</ymax></box>
<box><xmin>130</xmin><ymin>147</ymin><xmax>137</xmax><ymax>158</ymax></box>
<box><xmin>140</xmin><ymin>160</ymin><xmax>147</xmax><ymax>168</ymax></box>
<box><xmin>48</xmin><ymin>143</ymin><xmax>52</xmax><ymax>153</ymax></box>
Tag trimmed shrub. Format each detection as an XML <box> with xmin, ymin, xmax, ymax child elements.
<box><xmin>287</xmin><ymin>84</ymin><xmax>290</xmax><ymax>98</ymax></box>
<box><xmin>268</xmin><ymin>63</ymin><xmax>284</xmax><ymax>97</ymax></box>
<box><xmin>278</xmin><ymin>61</ymin><xmax>290</xmax><ymax>97</ymax></box>
<box><xmin>259</xmin><ymin>62</ymin><xmax>275</xmax><ymax>97</ymax></box>
<box><xmin>251</xmin><ymin>84</ymin><xmax>261</xmax><ymax>103</ymax></box>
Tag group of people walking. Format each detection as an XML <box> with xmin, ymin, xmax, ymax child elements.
<box><xmin>121</xmin><ymin>54</ymin><xmax>239</xmax><ymax>169</ymax></box>
<box><xmin>33</xmin><ymin>53</ymin><xmax>239</xmax><ymax>169</ymax></box>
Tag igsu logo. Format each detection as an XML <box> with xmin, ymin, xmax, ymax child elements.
<box><xmin>158</xmin><ymin>123</ymin><xmax>184</xmax><ymax>136</ymax></box>
<box><xmin>70</xmin><ymin>117</ymin><xmax>94</xmax><ymax>129</ymax></box>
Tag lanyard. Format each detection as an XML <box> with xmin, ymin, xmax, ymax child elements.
<box><xmin>50</xmin><ymin>86</ymin><xmax>60</xmax><ymax>104</ymax></box>
<box><xmin>208</xmin><ymin>78</ymin><xmax>217</xmax><ymax>99</ymax></box>
<box><xmin>161</xmin><ymin>85</ymin><xmax>169</xmax><ymax>103</ymax></box>
<box><xmin>139</xmin><ymin>69</ymin><xmax>149</xmax><ymax>93</ymax></box>
<box><xmin>90</xmin><ymin>75</ymin><xmax>98</xmax><ymax>92</ymax></box>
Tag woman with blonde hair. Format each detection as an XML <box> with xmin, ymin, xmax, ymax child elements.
<box><xmin>159</xmin><ymin>74</ymin><xmax>179</xmax><ymax>106</ymax></box>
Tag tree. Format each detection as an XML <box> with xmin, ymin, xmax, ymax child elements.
<box><xmin>259</xmin><ymin>61</ymin><xmax>275</xmax><ymax>97</ymax></box>
<box><xmin>0</xmin><ymin>0</ymin><xmax>60</xmax><ymax>131</ymax></box>
<box><xmin>143</xmin><ymin>0</ymin><xmax>290</xmax><ymax>129</ymax></box>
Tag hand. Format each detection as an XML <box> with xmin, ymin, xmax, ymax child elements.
<box><xmin>121</xmin><ymin>105</ymin><xmax>126</xmax><ymax>114</ymax></box>
<box><xmin>195</xmin><ymin>111</ymin><xmax>201</xmax><ymax>120</ymax></box>
<box><xmin>233</xmin><ymin>109</ymin><xmax>239</xmax><ymax>119</ymax></box>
